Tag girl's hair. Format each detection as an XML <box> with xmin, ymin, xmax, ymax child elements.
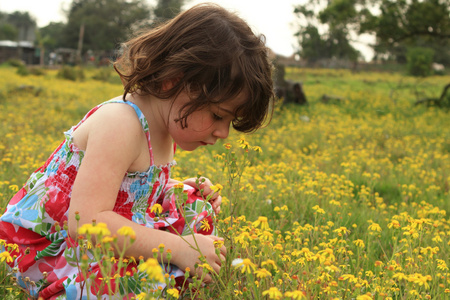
<box><xmin>114</xmin><ymin>3</ymin><xmax>274</xmax><ymax>133</ymax></box>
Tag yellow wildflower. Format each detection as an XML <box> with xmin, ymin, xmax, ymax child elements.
<box><xmin>210</xmin><ymin>184</ymin><xmax>223</xmax><ymax>194</ymax></box>
<box><xmin>253</xmin><ymin>216</ymin><xmax>269</xmax><ymax>230</ymax></box>
<box><xmin>356</xmin><ymin>294</ymin><xmax>373</xmax><ymax>300</ymax></box>
<box><xmin>236</xmin><ymin>258</ymin><xmax>257</xmax><ymax>274</ymax></box>
<box><xmin>254</xmin><ymin>268</ymin><xmax>272</xmax><ymax>279</ymax></box>
<box><xmin>138</xmin><ymin>258</ymin><xmax>164</xmax><ymax>282</ymax></box>
<box><xmin>0</xmin><ymin>251</ymin><xmax>13</xmax><ymax>263</ymax></box>
<box><xmin>368</xmin><ymin>223</ymin><xmax>382</xmax><ymax>232</ymax></box>
<box><xmin>150</xmin><ymin>204</ymin><xmax>163</xmax><ymax>214</ymax></box>
<box><xmin>166</xmin><ymin>288</ymin><xmax>179</xmax><ymax>298</ymax></box>
<box><xmin>353</xmin><ymin>239</ymin><xmax>365</xmax><ymax>248</ymax></box>
<box><xmin>117</xmin><ymin>226</ymin><xmax>136</xmax><ymax>238</ymax></box>
<box><xmin>252</xmin><ymin>146</ymin><xmax>263</xmax><ymax>153</ymax></box>
<box><xmin>262</xmin><ymin>287</ymin><xmax>282</xmax><ymax>299</ymax></box>
<box><xmin>284</xmin><ymin>290</ymin><xmax>306</xmax><ymax>299</ymax></box>
<box><xmin>312</xmin><ymin>205</ymin><xmax>325</xmax><ymax>214</ymax></box>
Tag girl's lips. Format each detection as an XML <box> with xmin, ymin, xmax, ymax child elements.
<box><xmin>201</xmin><ymin>141</ymin><xmax>215</xmax><ymax>146</ymax></box>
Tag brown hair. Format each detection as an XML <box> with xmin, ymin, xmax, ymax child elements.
<box><xmin>114</xmin><ymin>3</ymin><xmax>274</xmax><ymax>133</ymax></box>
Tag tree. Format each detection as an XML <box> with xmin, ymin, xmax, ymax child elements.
<box><xmin>294</xmin><ymin>0</ymin><xmax>361</xmax><ymax>64</ymax></box>
<box><xmin>154</xmin><ymin>0</ymin><xmax>183</xmax><ymax>22</ymax></box>
<box><xmin>62</xmin><ymin>0</ymin><xmax>152</xmax><ymax>53</ymax></box>
<box><xmin>5</xmin><ymin>11</ymin><xmax>36</xmax><ymax>41</ymax></box>
<box><xmin>39</xmin><ymin>22</ymin><xmax>66</xmax><ymax>51</ymax></box>
<box><xmin>294</xmin><ymin>0</ymin><xmax>450</xmax><ymax>65</ymax></box>
<box><xmin>360</xmin><ymin>0</ymin><xmax>450</xmax><ymax>65</ymax></box>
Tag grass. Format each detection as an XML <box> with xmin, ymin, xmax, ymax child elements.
<box><xmin>0</xmin><ymin>66</ymin><xmax>449</xmax><ymax>299</ymax></box>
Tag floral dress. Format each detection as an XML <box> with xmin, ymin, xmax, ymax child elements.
<box><xmin>0</xmin><ymin>99</ymin><xmax>215</xmax><ymax>299</ymax></box>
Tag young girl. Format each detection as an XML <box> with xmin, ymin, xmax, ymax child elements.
<box><xmin>0</xmin><ymin>3</ymin><xmax>274</xmax><ymax>299</ymax></box>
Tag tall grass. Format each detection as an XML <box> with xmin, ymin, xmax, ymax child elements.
<box><xmin>1</xmin><ymin>66</ymin><xmax>449</xmax><ymax>299</ymax></box>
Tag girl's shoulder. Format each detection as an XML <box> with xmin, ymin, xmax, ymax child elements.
<box><xmin>71</xmin><ymin>100</ymin><xmax>147</xmax><ymax>157</ymax></box>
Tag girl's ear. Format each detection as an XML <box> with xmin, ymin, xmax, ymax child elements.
<box><xmin>162</xmin><ymin>76</ymin><xmax>182</xmax><ymax>91</ymax></box>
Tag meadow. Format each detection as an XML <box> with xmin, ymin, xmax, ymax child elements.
<box><xmin>0</xmin><ymin>65</ymin><xmax>449</xmax><ymax>299</ymax></box>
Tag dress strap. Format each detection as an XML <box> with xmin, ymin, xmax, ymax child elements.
<box><xmin>72</xmin><ymin>99</ymin><xmax>155</xmax><ymax>165</ymax></box>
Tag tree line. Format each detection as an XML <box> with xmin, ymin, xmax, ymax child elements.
<box><xmin>294</xmin><ymin>0</ymin><xmax>449</xmax><ymax>69</ymax></box>
<box><xmin>0</xmin><ymin>0</ymin><xmax>448</xmax><ymax>73</ymax></box>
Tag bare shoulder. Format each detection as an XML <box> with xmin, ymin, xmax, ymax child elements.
<box><xmin>73</xmin><ymin>102</ymin><xmax>146</xmax><ymax>161</ymax></box>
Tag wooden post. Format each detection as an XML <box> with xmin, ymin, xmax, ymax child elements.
<box><xmin>77</xmin><ymin>22</ymin><xmax>85</xmax><ymax>65</ymax></box>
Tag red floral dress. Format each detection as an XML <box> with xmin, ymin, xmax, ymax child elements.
<box><xmin>0</xmin><ymin>99</ymin><xmax>215</xmax><ymax>299</ymax></box>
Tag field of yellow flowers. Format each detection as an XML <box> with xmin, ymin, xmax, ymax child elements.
<box><xmin>0</xmin><ymin>66</ymin><xmax>449</xmax><ymax>299</ymax></box>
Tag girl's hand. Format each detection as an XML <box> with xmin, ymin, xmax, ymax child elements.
<box><xmin>173</xmin><ymin>234</ymin><xmax>226</xmax><ymax>283</ymax></box>
<box><xmin>183</xmin><ymin>177</ymin><xmax>222</xmax><ymax>214</ymax></box>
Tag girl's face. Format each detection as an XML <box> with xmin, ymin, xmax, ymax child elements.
<box><xmin>168</xmin><ymin>92</ymin><xmax>246</xmax><ymax>151</ymax></box>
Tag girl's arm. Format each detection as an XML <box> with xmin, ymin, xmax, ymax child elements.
<box><xmin>67</xmin><ymin>104</ymin><xmax>225</xmax><ymax>281</ymax></box>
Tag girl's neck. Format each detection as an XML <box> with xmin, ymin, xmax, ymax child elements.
<box><xmin>126</xmin><ymin>92</ymin><xmax>174</xmax><ymax>165</ymax></box>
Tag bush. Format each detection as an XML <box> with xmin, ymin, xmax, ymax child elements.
<box><xmin>16</xmin><ymin>65</ymin><xmax>30</xmax><ymax>76</ymax></box>
<box><xmin>406</xmin><ymin>47</ymin><xmax>434</xmax><ymax>77</ymax></box>
<box><xmin>57</xmin><ymin>66</ymin><xmax>85</xmax><ymax>81</ymax></box>
<box><xmin>92</xmin><ymin>67</ymin><xmax>112</xmax><ymax>82</ymax></box>
<box><xmin>4</xmin><ymin>59</ymin><xmax>24</xmax><ymax>68</ymax></box>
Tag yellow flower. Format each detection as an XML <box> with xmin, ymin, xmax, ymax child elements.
<box><xmin>150</xmin><ymin>204</ymin><xmax>163</xmax><ymax>214</ymax></box>
<box><xmin>210</xmin><ymin>184</ymin><xmax>223</xmax><ymax>194</ymax></box>
<box><xmin>102</xmin><ymin>236</ymin><xmax>114</xmax><ymax>244</ymax></box>
<box><xmin>213</xmin><ymin>240</ymin><xmax>224</xmax><ymax>248</ymax></box>
<box><xmin>253</xmin><ymin>216</ymin><xmax>269</xmax><ymax>230</ymax></box>
<box><xmin>353</xmin><ymin>239</ymin><xmax>365</xmax><ymax>248</ymax></box>
<box><xmin>356</xmin><ymin>294</ymin><xmax>373</xmax><ymax>300</ymax></box>
<box><xmin>252</xmin><ymin>146</ymin><xmax>263</xmax><ymax>153</ymax></box>
<box><xmin>166</xmin><ymin>288</ymin><xmax>180</xmax><ymax>298</ymax></box>
<box><xmin>135</xmin><ymin>292</ymin><xmax>147</xmax><ymax>300</ymax></box>
<box><xmin>393</xmin><ymin>272</ymin><xmax>407</xmax><ymax>280</ymax></box>
<box><xmin>117</xmin><ymin>226</ymin><xmax>136</xmax><ymax>238</ymax></box>
<box><xmin>198</xmin><ymin>263</ymin><xmax>214</xmax><ymax>272</ymax></box>
<box><xmin>8</xmin><ymin>185</ymin><xmax>19</xmax><ymax>192</ymax></box>
<box><xmin>174</xmin><ymin>182</ymin><xmax>185</xmax><ymax>189</ymax></box>
<box><xmin>262</xmin><ymin>287</ymin><xmax>283</xmax><ymax>299</ymax></box>
<box><xmin>78</xmin><ymin>222</ymin><xmax>111</xmax><ymax>236</ymax></box>
<box><xmin>312</xmin><ymin>205</ymin><xmax>325</xmax><ymax>214</ymax></box>
<box><xmin>0</xmin><ymin>251</ymin><xmax>13</xmax><ymax>263</ymax></box>
<box><xmin>236</xmin><ymin>258</ymin><xmax>257</xmax><ymax>274</ymax></box>
<box><xmin>284</xmin><ymin>290</ymin><xmax>306</xmax><ymax>299</ymax></box>
<box><xmin>368</xmin><ymin>223</ymin><xmax>382</xmax><ymax>232</ymax></box>
<box><xmin>138</xmin><ymin>258</ymin><xmax>164</xmax><ymax>282</ymax></box>
<box><xmin>261</xmin><ymin>259</ymin><xmax>278</xmax><ymax>270</ymax></box>
<box><xmin>223</xmin><ymin>143</ymin><xmax>232</xmax><ymax>150</ymax></box>
<box><xmin>254</xmin><ymin>268</ymin><xmax>272</xmax><ymax>279</ymax></box>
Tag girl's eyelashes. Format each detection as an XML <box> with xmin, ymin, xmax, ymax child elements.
<box><xmin>212</xmin><ymin>113</ymin><xmax>223</xmax><ymax>121</ymax></box>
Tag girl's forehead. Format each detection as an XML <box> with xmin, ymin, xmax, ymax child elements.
<box><xmin>218</xmin><ymin>92</ymin><xmax>248</xmax><ymax>115</ymax></box>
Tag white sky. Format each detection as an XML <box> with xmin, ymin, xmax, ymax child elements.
<box><xmin>0</xmin><ymin>0</ymin><xmax>373</xmax><ymax>60</ymax></box>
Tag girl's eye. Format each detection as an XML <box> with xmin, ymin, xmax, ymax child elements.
<box><xmin>212</xmin><ymin>113</ymin><xmax>223</xmax><ymax>121</ymax></box>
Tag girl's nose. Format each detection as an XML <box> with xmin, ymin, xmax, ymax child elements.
<box><xmin>213</xmin><ymin>122</ymin><xmax>230</xmax><ymax>139</ymax></box>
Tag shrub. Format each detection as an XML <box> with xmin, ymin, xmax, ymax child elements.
<box><xmin>16</xmin><ymin>65</ymin><xmax>30</xmax><ymax>76</ymax></box>
<box><xmin>57</xmin><ymin>66</ymin><xmax>85</xmax><ymax>81</ymax></box>
<box><xmin>4</xmin><ymin>59</ymin><xmax>24</xmax><ymax>68</ymax></box>
<box><xmin>406</xmin><ymin>47</ymin><xmax>434</xmax><ymax>77</ymax></box>
<box><xmin>92</xmin><ymin>67</ymin><xmax>112</xmax><ymax>82</ymax></box>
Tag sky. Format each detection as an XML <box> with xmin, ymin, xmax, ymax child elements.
<box><xmin>0</xmin><ymin>0</ymin><xmax>374</xmax><ymax>60</ymax></box>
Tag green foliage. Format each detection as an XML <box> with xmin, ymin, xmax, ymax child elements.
<box><xmin>63</xmin><ymin>0</ymin><xmax>152</xmax><ymax>51</ymax></box>
<box><xmin>16</xmin><ymin>65</ymin><xmax>30</xmax><ymax>76</ymax></box>
<box><xmin>154</xmin><ymin>0</ymin><xmax>183</xmax><ymax>21</ymax></box>
<box><xmin>294</xmin><ymin>0</ymin><xmax>450</xmax><ymax>65</ymax></box>
<box><xmin>4</xmin><ymin>59</ymin><xmax>24</xmax><ymax>68</ymax></box>
<box><xmin>406</xmin><ymin>47</ymin><xmax>434</xmax><ymax>77</ymax></box>
<box><xmin>92</xmin><ymin>67</ymin><xmax>112</xmax><ymax>82</ymax></box>
<box><xmin>0</xmin><ymin>23</ymin><xmax>17</xmax><ymax>40</ymax></box>
<box><xmin>294</xmin><ymin>0</ymin><xmax>360</xmax><ymax>63</ymax></box>
<box><xmin>57</xmin><ymin>66</ymin><xmax>86</xmax><ymax>81</ymax></box>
